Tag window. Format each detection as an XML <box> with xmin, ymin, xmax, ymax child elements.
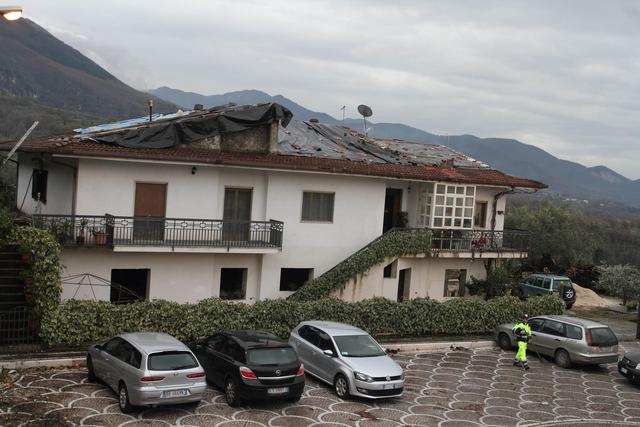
<box><xmin>220</xmin><ymin>268</ymin><xmax>247</xmax><ymax>300</ymax></box>
<box><xmin>298</xmin><ymin>326</ymin><xmax>316</xmax><ymax>344</ymax></box>
<box><xmin>566</xmin><ymin>324</ymin><xmax>583</xmax><ymax>340</ymax></box>
<box><xmin>301</xmin><ymin>192</ymin><xmax>334</xmax><ymax>222</ymax></box>
<box><xmin>279</xmin><ymin>268</ymin><xmax>313</xmax><ymax>291</ymax></box>
<box><xmin>31</xmin><ymin>169</ymin><xmax>48</xmax><ymax>204</ymax></box>
<box><xmin>588</xmin><ymin>327</ymin><xmax>618</xmax><ymax>347</ymax></box>
<box><xmin>118</xmin><ymin>341</ymin><xmax>141</xmax><ymax>368</ymax></box>
<box><xmin>110</xmin><ymin>269</ymin><xmax>149</xmax><ymax>303</ymax></box>
<box><xmin>541</xmin><ymin>320</ymin><xmax>565</xmax><ymax>337</ymax></box>
<box><xmin>221</xmin><ymin>341</ymin><xmax>245</xmax><ymax>363</ymax></box>
<box><xmin>528</xmin><ymin>318</ymin><xmax>544</xmax><ymax>332</ymax></box>
<box><xmin>533</xmin><ymin>277</ymin><xmax>544</xmax><ymax>288</ymax></box>
<box><xmin>316</xmin><ymin>329</ymin><xmax>336</xmax><ymax>353</ymax></box>
<box><xmin>206</xmin><ymin>334</ymin><xmax>226</xmax><ymax>352</ymax></box>
<box><xmin>147</xmin><ymin>351</ymin><xmax>198</xmax><ymax>371</ymax></box>
<box><xmin>383</xmin><ymin>260</ymin><xmax>398</xmax><ymax>278</ymax></box>
<box><xmin>444</xmin><ymin>269</ymin><xmax>467</xmax><ymax>297</ymax></box>
<box><xmin>416</xmin><ymin>183</ymin><xmax>434</xmax><ymax>227</ymax></box>
<box><xmin>542</xmin><ymin>278</ymin><xmax>552</xmax><ymax>290</ymax></box>
<box><xmin>247</xmin><ymin>348</ymin><xmax>298</xmax><ymax>365</ymax></box>
<box><xmin>474</xmin><ymin>202</ymin><xmax>487</xmax><ymax>228</ymax></box>
<box><xmin>102</xmin><ymin>337</ymin><xmax>124</xmax><ymax>356</ymax></box>
<box><xmin>432</xmin><ymin>184</ymin><xmax>474</xmax><ymax>229</ymax></box>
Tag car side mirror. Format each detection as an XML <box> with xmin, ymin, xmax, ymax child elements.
<box><xmin>323</xmin><ymin>349</ymin><xmax>334</xmax><ymax>357</ymax></box>
<box><xmin>94</xmin><ymin>344</ymin><xmax>102</xmax><ymax>351</ymax></box>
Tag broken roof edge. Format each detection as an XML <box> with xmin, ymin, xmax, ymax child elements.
<box><xmin>25</xmin><ymin>144</ymin><xmax>546</xmax><ymax>190</ymax></box>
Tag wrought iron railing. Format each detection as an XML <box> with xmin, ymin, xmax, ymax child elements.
<box><xmin>32</xmin><ymin>214</ymin><xmax>284</xmax><ymax>250</ymax></box>
<box><xmin>429</xmin><ymin>228</ymin><xmax>530</xmax><ymax>252</ymax></box>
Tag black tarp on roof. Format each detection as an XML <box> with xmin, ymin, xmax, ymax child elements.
<box><xmin>83</xmin><ymin>103</ymin><xmax>293</xmax><ymax>148</ymax></box>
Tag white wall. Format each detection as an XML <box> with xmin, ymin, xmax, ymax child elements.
<box><xmin>16</xmin><ymin>154</ymin><xmax>75</xmax><ymax>215</ymax></box>
<box><xmin>259</xmin><ymin>171</ymin><xmax>387</xmax><ymax>300</ymax></box>
<box><xmin>60</xmin><ymin>250</ymin><xmax>262</xmax><ymax>303</ymax></box>
<box><xmin>335</xmin><ymin>256</ymin><xmax>487</xmax><ymax>302</ymax></box>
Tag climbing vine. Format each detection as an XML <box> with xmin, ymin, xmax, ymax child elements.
<box><xmin>291</xmin><ymin>228</ymin><xmax>433</xmax><ymax>301</ymax></box>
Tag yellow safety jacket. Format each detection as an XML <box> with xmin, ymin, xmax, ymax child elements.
<box><xmin>512</xmin><ymin>322</ymin><xmax>532</xmax><ymax>343</ymax></box>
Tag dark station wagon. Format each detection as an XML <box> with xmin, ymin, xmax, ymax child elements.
<box><xmin>190</xmin><ymin>331</ymin><xmax>304</xmax><ymax>406</ymax></box>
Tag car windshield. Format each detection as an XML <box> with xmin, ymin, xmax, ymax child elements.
<box><xmin>247</xmin><ymin>347</ymin><xmax>298</xmax><ymax>366</ymax></box>
<box><xmin>147</xmin><ymin>351</ymin><xmax>198</xmax><ymax>371</ymax></box>
<box><xmin>333</xmin><ymin>334</ymin><xmax>385</xmax><ymax>357</ymax></box>
<box><xmin>553</xmin><ymin>279</ymin><xmax>572</xmax><ymax>291</ymax></box>
<box><xmin>589</xmin><ymin>327</ymin><xmax>618</xmax><ymax>347</ymax></box>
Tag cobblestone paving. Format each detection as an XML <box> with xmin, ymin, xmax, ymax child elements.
<box><xmin>2</xmin><ymin>343</ymin><xmax>640</xmax><ymax>426</ymax></box>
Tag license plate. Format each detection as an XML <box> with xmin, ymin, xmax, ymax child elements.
<box><xmin>162</xmin><ymin>389</ymin><xmax>189</xmax><ymax>398</ymax></box>
<box><xmin>621</xmin><ymin>367</ymin><xmax>628</xmax><ymax>374</ymax></box>
<box><xmin>382</xmin><ymin>383</ymin><xmax>397</xmax><ymax>390</ymax></box>
<box><xmin>600</xmin><ymin>347</ymin><xmax>612</xmax><ymax>353</ymax></box>
<box><xmin>267</xmin><ymin>387</ymin><xmax>289</xmax><ymax>394</ymax></box>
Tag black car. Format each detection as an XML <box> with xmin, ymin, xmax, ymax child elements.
<box><xmin>190</xmin><ymin>330</ymin><xmax>305</xmax><ymax>406</ymax></box>
<box><xmin>618</xmin><ymin>352</ymin><xmax>640</xmax><ymax>383</ymax></box>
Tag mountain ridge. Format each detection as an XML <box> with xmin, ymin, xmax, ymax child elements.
<box><xmin>150</xmin><ymin>86</ymin><xmax>640</xmax><ymax>207</ymax></box>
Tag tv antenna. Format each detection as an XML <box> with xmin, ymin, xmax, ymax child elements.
<box><xmin>357</xmin><ymin>104</ymin><xmax>373</xmax><ymax>137</ymax></box>
<box><xmin>1</xmin><ymin>121</ymin><xmax>39</xmax><ymax>170</ymax></box>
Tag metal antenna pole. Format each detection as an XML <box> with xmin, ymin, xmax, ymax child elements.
<box><xmin>1</xmin><ymin>121</ymin><xmax>38</xmax><ymax>169</ymax></box>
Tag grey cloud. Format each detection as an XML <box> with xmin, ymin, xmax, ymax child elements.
<box><xmin>20</xmin><ymin>0</ymin><xmax>640</xmax><ymax>178</ymax></box>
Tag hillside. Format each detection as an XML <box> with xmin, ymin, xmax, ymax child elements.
<box><xmin>151</xmin><ymin>86</ymin><xmax>640</xmax><ymax>208</ymax></box>
<box><xmin>0</xmin><ymin>93</ymin><xmax>99</xmax><ymax>142</ymax></box>
<box><xmin>0</xmin><ymin>19</ymin><xmax>176</xmax><ymax>119</ymax></box>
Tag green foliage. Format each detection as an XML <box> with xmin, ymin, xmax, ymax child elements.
<box><xmin>467</xmin><ymin>265</ymin><xmax>512</xmax><ymax>299</ymax></box>
<box><xmin>596</xmin><ymin>264</ymin><xmax>640</xmax><ymax>305</ymax></box>
<box><xmin>566</xmin><ymin>262</ymin><xmax>600</xmax><ymax>289</ymax></box>
<box><xmin>40</xmin><ymin>295</ymin><xmax>564</xmax><ymax>347</ymax></box>
<box><xmin>506</xmin><ymin>201</ymin><xmax>603</xmax><ymax>271</ymax></box>
<box><xmin>4</xmin><ymin>226</ymin><xmax>62</xmax><ymax>315</ymax></box>
<box><xmin>291</xmin><ymin>229</ymin><xmax>432</xmax><ymax>301</ymax></box>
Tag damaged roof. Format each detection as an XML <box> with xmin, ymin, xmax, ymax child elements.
<box><xmin>0</xmin><ymin>102</ymin><xmax>546</xmax><ymax>189</ymax></box>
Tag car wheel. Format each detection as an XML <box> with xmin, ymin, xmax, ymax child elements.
<box><xmin>334</xmin><ymin>374</ymin><xmax>350</xmax><ymax>399</ymax></box>
<box><xmin>555</xmin><ymin>349</ymin><xmax>572</xmax><ymax>369</ymax></box>
<box><xmin>287</xmin><ymin>394</ymin><xmax>302</xmax><ymax>403</ymax></box>
<box><xmin>498</xmin><ymin>333</ymin><xmax>513</xmax><ymax>350</ymax></box>
<box><xmin>225</xmin><ymin>377</ymin><xmax>242</xmax><ymax>407</ymax></box>
<box><xmin>86</xmin><ymin>356</ymin><xmax>97</xmax><ymax>383</ymax></box>
<box><xmin>118</xmin><ymin>382</ymin><xmax>134</xmax><ymax>413</ymax></box>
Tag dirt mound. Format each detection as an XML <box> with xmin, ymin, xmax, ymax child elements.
<box><xmin>572</xmin><ymin>282</ymin><xmax>608</xmax><ymax>308</ymax></box>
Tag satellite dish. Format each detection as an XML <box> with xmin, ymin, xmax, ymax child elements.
<box><xmin>358</xmin><ymin>104</ymin><xmax>373</xmax><ymax>118</ymax></box>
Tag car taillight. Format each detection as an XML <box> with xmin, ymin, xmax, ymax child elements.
<box><xmin>187</xmin><ymin>372</ymin><xmax>205</xmax><ymax>379</ymax></box>
<box><xmin>239</xmin><ymin>366</ymin><xmax>257</xmax><ymax>379</ymax></box>
<box><xmin>140</xmin><ymin>376</ymin><xmax>165</xmax><ymax>382</ymax></box>
<box><xmin>296</xmin><ymin>364</ymin><xmax>304</xmax><ymax>376</ymax></box>
<box><xmin>586</xmin><ymin>330</ymin><xmax>592</xmax><ymax>346</ymax></box>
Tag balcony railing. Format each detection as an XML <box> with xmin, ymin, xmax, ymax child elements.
<box><xmin>31</xmin><ymin>214</ymin><xmax>284</xmax><ymax>250</ymax></box>
<box><xmin>429</xmin><ymin>228</ymin><xmax>530</xmax><ymax>253</ymax></box>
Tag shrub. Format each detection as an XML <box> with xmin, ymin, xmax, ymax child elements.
<box><xmin>40</xmin><ymin>295</ymin><xmax>564</xmax><ymax>347</ymax></box>
<box><xmin>291</xmin><ymin>229</ymin><xmax>432</xmax><ymax>301</ymax></box>
<box><xmin>3</xmin><ymin>225</ymin><xmax>62</xmax><ymax>316</ymax></box>
<box><xmin>596</xmin><ymin>264</ymin><xmax>640</xmax><ymax>305</ymax></box>
<box><xmin>467</xmin><ymin>265</ymin><xmax>511</xmax><ymax>299</ymax></box>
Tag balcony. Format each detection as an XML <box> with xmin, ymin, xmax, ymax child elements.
<box><xmin>32</xmin><ymin>214</ymin><xmax>284</xmax><ymax>253</ymax></box>
<box><xmin>429</xmin><ymin>228</ymin><xmax>530</xmax><ymax>258</ymax></box>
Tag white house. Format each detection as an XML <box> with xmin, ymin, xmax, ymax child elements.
<box><xmin>3</xmin><ymin>103</ymin><xmax>545</xmax><ymax>303</ymax></box>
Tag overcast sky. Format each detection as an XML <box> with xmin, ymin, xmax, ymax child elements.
<box><xmin>20</xmin><ymin>0</ymin><xmax>640</xmax><ymax>179</ymax></box>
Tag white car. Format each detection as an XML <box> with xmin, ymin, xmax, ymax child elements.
<box><xmin>289</xmin><ymin>321</ymin><xmax>404</xmax><ymax>399</ymax></box>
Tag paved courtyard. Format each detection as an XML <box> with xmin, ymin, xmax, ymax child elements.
<box><xmin>2</xmin><ymin>343</ymin><xmax>640</xmax><ymax>427</ymax></box>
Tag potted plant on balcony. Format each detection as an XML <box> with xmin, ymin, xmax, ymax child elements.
<box><xmin>92</xmin><ymin>227</ymin><xmax>108</xmax><ymax>245</ymax></box>
<box><xmin>76</xmin><ymin>218</ymin><xmax>88</xmax><ymax>245</ymax></box>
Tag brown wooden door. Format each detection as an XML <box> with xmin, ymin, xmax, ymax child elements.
<box><xmin>133</xmin><ymin>183</ymin><xmax>167</xmax><ymax>242</ymax></box>
<box><xmin>383</xmin><ymin>188</ymin><xmax>403</xmax><ymax>232</ymax></box>
<box><xmin>223</xmin><ymin>188</ymin><xmax>252</xmax><ymax>242</ymax></box>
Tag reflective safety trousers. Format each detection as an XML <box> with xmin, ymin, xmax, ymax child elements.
<box><xmin>515</xmin><ymin>341</ymin><xmax>528</xmax><ymax>362</ymax></box>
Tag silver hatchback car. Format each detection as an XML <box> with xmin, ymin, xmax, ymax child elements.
<box><xmin>87</xmin><ymin>332</ymin><xmax>207</xmax><ymax>412</ymax></box>
<box><xmin>495</xmin><ymin>315</ymin><xmax>618</xmax><ymax>368</ymax></box>
<box><xmin>289</xmin><ymin>321</ymin><xmax>404</xmax><ymax>399</ymax></box>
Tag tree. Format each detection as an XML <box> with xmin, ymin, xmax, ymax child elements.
<box><xmin>506</xmin><ymin>202</ymin><xmax>603</xmax><ymax>272</ymax></box>
<box><xmin>596</xmin><ymin>264</ymin><xmax>640</xmax><ymax>305</ymax></box>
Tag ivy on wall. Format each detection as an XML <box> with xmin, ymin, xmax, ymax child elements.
<box><xmin>5</xmin><ymin>226</ymin><xmax>62</xmax><ymax>316</ymax></box>
<box><xmin>41</xmin><ymin>295</ymin><xmax>564</xmax><ymax>347</ymax></box>
<box><xmin>291</xmin><ymin>228</ymin><xmax>433</xmax><ymax>301</ymax></box>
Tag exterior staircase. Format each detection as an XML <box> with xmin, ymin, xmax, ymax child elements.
<box><xmin>0</xmin><ymin>245</ymin><xmax>37</xmax><ymax>351</ymax></box>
